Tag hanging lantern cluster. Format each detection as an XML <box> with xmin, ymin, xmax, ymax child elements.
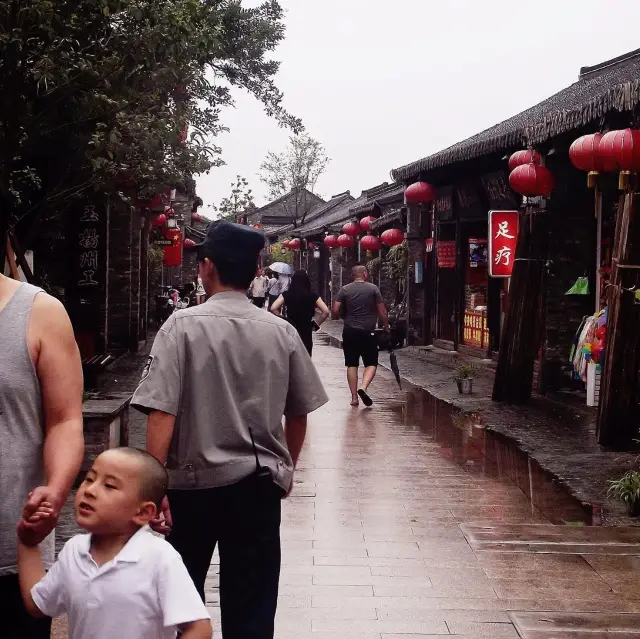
<box><xmin>337</xmin><ymin>234</ymin><xmax>356</xmax><ymax>248</ymax></box>
<box><xmin>404</xmin><ymin>181</ymin><xmax>436</xmax><ymax>204</ymax></box>
<box><xmin>152</xmin><ymin>213</ymin><xmax>167</xmax><ymax>228</ymax></box>
<box><xmin>184</xmin><ymin>238</ymin><xmax>197</xmax><ymax>249</ymax></box>
<box><xmin>508</xmin><ymin>149</ymin><xmax>554</xmax><ymax>198</ymax></box>
<box><xmin>360</xmin><ymin>234</ymin><xmax>381</xmax><ymax>253</ymax></box>
<box><xmin>359</xmin><ymin>216</ymin><xmax>377</xmax><ymax>232</ymax></box>
<box><xmin>508</xmin><ymin>149</ymin><xmax>542</xmax><ymax>171</ymax></box>
<box><xmin>324</xmin><ymin>234</ymin><xmax>339</xmax><ymax>249</ymax></box>
<box><xmin>283</xmin><ymin>238</ymin><xmax>301</xmax><ymax>250</ymax></box>
<box><xmin>569</xmin><ymin>128</ymin><xmax>640</xmax><ymax>190</ymax></box>
<box><xmin>342</xmin><ymin>221</ymin><xmax>360</xmax><ymax>237</ymax></box>
<box><xmin>381</xmin><ymin>228</ymin><xmax>404</xmax><ymax>247</ymax></box>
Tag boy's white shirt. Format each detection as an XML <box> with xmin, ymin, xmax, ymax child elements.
<box><xmin>31</xmin><ymin>526</ymin><xmax>210</xmax><ymax>639</ymax></box>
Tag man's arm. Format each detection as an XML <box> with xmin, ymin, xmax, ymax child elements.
<box><xmin>377</xmin><ymin>302</ymin><xmax>390</xmax><ymax>332</ymax></box>
<box><xmin>20</xmin><ymin>295</ymin><xmax>84</xmax><ymax>543</ymax></box>
<box><xmin>284</xmin><ymin>415</ymin><xmax>307</xmax><ymax>469</ymax></box>
<box><xmin>332</xmin><ymin>301</ymin><xmax>342</xmax><ymax>319</ymax></box>
<box><xmin>146</xmin><ymin>411</ymin><xmax>176</xmax><ymax>535</ymax></box>
<box><xmin>147</xmin><ymin>410</ymin><xmax>176</xmax><ymax>465</ymax></box>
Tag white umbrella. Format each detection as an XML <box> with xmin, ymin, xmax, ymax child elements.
<box><xmin>268</xmin><ymin>262</ymin><xmax>294</xmax><ymax>275</ymax></box>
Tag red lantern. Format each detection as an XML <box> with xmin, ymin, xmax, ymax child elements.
<box><xmin>184</xmin><ymin>238</ymin><xmax>196</xmax><ymax>248</ymax></box>
<box><xmin>324</xmin><ymin>235</ymin><xmax>339</xmax><ymax>248</ymax></box>
<box><xmin>361</xmin><ymin>234</ymin><xmax>381</xmax><ymax>252</ymax></box>
<box><xmin>404</xmin><ymin>181</ymin><xmax>436</xmax><ymax>204</ymax></box>
<box><xmin>509</xmin><ymin>164</ymin><xmax>554</xmax><ymax>197</ymax></box>
<box><xmin>152</xmin><ymin>213</ymin><xmax>167</xmax><ymax>227</ymax></box>
<box><xmin>191</xmin><ymin>212</ymin><xmax>203</xmax><ymax>223</ymax></box>
<box><xmin>282</xmin><ymin>240</ymin><xmax>291</xmax><ymax>249</ymax></box>
<box><xmin>570</xmin><ymin>133</ymin><xmax>616</xmax><ymax>188</ymax></box>
<box><xmin>342</xmin><ymin>221</ymin><xmax>360</xmax><ymax>237</ymax></box>
<box><xmin>163</xmin><ymin>229</ymin><xmax>183</xmax><ymax>267</ymax></box>
<box><xmin>360</xmin><ymin>216</ymin><xmax>376</xmax><ymax>232</ymax></box>
<box><xmin>508</xmin><ymin>149</ymin><xmax>542</xmax><ymax>172</ymax></box>
<box><xmin>337</xmin><ymin>234</ymin><xmax>356</xmax><ymax>248</ymax></box>
<box><xmin>288</xmin><ymin>238</ymin><xmax>301</xmax><ymax>250</ymax></box>
<box><xmin>381</xmin><ymin>228</ymin><xmax>404</xmax><ymax>247</ymax></box>
<box><xmin>600</xmin><ymin>129</ymin><xmax>640</xmax><ymax>189</ymax></box>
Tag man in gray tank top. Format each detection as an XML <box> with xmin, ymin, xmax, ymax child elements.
<box><xmin>0</xmin><ymin>273</ymin><xmax>84</xmax><ymax>638</ymax></box>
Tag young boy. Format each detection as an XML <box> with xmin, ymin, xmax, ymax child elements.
<box><xmin>17</xmin><ymin>447</ymin><xmax>212</xmax><ymax>639</ymax></box>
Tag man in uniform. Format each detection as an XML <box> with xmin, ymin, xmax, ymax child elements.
<box><xmin>132</xmin><ymin>221</ymin><xmax>328</xmax><ymax>639</ymax></box>
<box><xmin>333</xmin><ymin>264</ymin><xmax>389</xmax><ymax>407</ymax></box>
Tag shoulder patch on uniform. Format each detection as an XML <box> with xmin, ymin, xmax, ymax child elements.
<box><xmin>140</xmin><ymin>356</ymin><xmax>154</xmax><ymax>382</ymax></box>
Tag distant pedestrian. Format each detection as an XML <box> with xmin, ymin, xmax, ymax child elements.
<box><xmin>270</xmin><ymin>270</ymin><xmax>330</xmax><ymax>356</ymax></box>
<box><xmin>0</xmin><ymin>273</ymin><xmax>84</xmax><ymax>639</ymax></box>
<box><xmin>248</xmin><ymin>269</ymin><xmax>269</xmax><ymax>308</ymax></box>
<box><xmin>17</xmin><ymin>448</ymin><xmax>211</xmax><ymax>639</ymax></box>
<box><xmin>132</xmin><ymin>221</ymin><xmax>328</xmax><ymax>639</ymax></box>
<box><xmin>266</xmin><ymin>273</ymin><xmax>277</xmax><ymax>310</ymax></box>
<box><xmin>333</xmin><ymin>265</ymin><xmax>389</xmax><ymax>407</ymax></box>
<box><xmin>269</xmin><ymin>272</ymin><xmax>290</xmax><ymax>305</ymax></box>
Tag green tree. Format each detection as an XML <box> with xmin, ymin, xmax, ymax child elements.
<box><xmin>259</xmin><ymin>134</ymin><xmax>329</xmax><ymax>227</ymax></box>
<box><xmin>214</xmin><ymin>175</ymin><xmax>255</xmax><ymax>221</ymax></box>
<box><xmin>0</xmin><ymin>0</ymin><xmax>302</xmax><ymax>267</ymax></box>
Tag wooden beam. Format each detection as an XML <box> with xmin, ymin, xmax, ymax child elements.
<box><xmin>5</xmin><ymin>234</ymin><xmax>20</xmax><ymax>280</ymax></box>
<box><xmin>597</xmin><ymin>191</ymin><xmax>640</xmax><ymax>447</ymax></box>
<box><xmin>492</xmin><ymin>208</ymin><xmax>549</xmax><ymax>403</ymax></box>
<box><xmin>9</xmin><ymin>232</ymin><xmax>34</xmax><ymax>283</ymax></box>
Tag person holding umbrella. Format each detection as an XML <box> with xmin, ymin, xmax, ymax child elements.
<box><xmin>267</xmin><ymin>262</ymin><xmax>292</xmax><ymax>310</ymax></box>
<box><xmin>131</xmin><ymin>221</ymin><xmax>328</xmax><ymax>639</ymax></box>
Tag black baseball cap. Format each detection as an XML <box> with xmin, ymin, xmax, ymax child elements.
<box><xmin>186</xmin><ymin>221</ymin><xmax>265</xmax><ymax>265</ymax></box>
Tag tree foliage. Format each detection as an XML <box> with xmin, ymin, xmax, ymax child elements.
<box><xmin>213</xmin><ymin>175</ymin><xmax>255</xmax><ymax>221</ymax></box>
<box><xmin>0</xmin><ymin>0</ymin><xmax>301</xmax><ymax>265</ymax></box>
<box><xmin>259</xmin><ymin>134</ymin><xmax>329</xmax><ymax>227</ymax></box>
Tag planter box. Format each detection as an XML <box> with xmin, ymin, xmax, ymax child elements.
<box><xmin>79</xmin><ymin>392</ymin><xmax>131</xmax><ymax>484</ymax></box>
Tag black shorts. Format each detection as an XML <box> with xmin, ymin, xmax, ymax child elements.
<box><xmin>342</xmin><ymin>326</ymin><xmax>379</xmax><ymax>368</ymax></box>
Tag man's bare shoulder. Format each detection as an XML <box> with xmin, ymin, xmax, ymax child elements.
<box><xmin>32</xmin><ymin>290</ymin><xmax>69</xmax><ymax>321</ymax></box>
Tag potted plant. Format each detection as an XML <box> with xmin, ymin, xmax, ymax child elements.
<box><xmin>453</xmin><ymin>364</ymin><xmax>474</xmax><ymax>394</ymax></box>
<box><xmin>608</xmin><ymin>471</ymin><xmax>640</xmax><ymax>517</ymax></box>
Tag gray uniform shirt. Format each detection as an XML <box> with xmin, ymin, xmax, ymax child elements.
<box><xmin>336</xmin><ymin>281</ymin><xmax>383</xmax><ymax>331</ymax></box>
<box><xmin>131</xmin><ymin>291</ymin><xmax>328</xmax><ymax>492</ymax></box>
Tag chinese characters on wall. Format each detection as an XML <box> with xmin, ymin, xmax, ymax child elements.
<box><xmin>489</xmin><ymin>210</ymin><xmax>519</xmax><ymax>278</ymax></box>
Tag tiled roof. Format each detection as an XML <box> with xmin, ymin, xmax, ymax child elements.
<box><xmin>392</xmin><ymin>49</ymin><xmax>640</xmax><ymax>181</ymax></box>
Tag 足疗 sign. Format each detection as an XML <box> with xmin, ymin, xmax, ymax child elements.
<box><xmin>489</xmin><ymin>210</ymin><xmax>519</xmax><ymax>278</ymax></box>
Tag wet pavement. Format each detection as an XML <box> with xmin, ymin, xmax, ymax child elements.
<box><xmin>203</xmin><ymin>337</ymin><xmax>640</xmax><ymax>638</ymax></box>
<box><xmin>320</xmin><ymin>320</ymin><xmax>640</xmax><ymax>525</ymax></box>
<box><xmin>51</xmin><ymin>334</ymin><xmax>640</xmax><ymax>638</ymax></box>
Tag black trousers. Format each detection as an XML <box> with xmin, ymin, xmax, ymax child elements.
<box><xmin>168</xmin><ymin>475</ymin><xmax>283</xmax><ymax>639</ymax></box>
<box><xmin>251</xmin><ymin>296</ymin><xmax>266</xmax><ymax>308</ymax></box>
<box><xmin>0</xmin><ymin>574</ymin><xmax>52</xmax><ymax>639</ymax></box>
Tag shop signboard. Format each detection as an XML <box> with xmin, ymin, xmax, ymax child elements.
<box><xmin>489</xmin><ymin>210</ymin><xmax>519</xmax><ymax>278</ymax></box>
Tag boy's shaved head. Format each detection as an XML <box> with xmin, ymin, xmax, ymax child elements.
<box><xmin>108</xmin><ymin>447</ymin><xmax>168</xmax><ymax>507</ymax></box>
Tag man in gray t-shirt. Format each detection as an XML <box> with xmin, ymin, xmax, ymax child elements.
<box><xmin>333</xmin><ymin>265</ymin><xmax>389</xmax><ymax>407</ymax></box>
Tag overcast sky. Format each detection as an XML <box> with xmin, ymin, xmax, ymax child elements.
<box><xmin>196</xmin><ymin>0</ymin><xmax>640</xmax><ymax>210</ymax></box>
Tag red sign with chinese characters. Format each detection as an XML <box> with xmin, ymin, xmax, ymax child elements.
<box><xmin>489</xmin><ymin>211</ymin><xmax>519</xmax><ymax>278</ymax></box>
<box><xmin>437</xmin><ymin>240</ymin><xmax>456</xmax><ymax>268</ymax></box>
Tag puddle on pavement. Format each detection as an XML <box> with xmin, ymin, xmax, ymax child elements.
<box><xmin>399</xmin><ymin>387</ymin><xmax>594</xmax><ymax>526</ymax></box>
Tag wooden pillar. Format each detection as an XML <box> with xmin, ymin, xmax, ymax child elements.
<box><xmin>492</xmin><ymin>207</ymin><xmax>549</xmax><ymax>402</ymax></box>
<box><xmin>597</xmin><ymin>191</ymin><xmax>640</xmax><ymax>447</ymax></box>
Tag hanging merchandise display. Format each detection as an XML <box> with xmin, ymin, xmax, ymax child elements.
<box><xmin>569</xmin><ymin>309</ymin><xmax>607</xmax><ymax>407</ymax></box>
<box><xmin>566</xmin><ymin>276</ymin><xmax>590</xmax><ymax>295</ymax></box>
